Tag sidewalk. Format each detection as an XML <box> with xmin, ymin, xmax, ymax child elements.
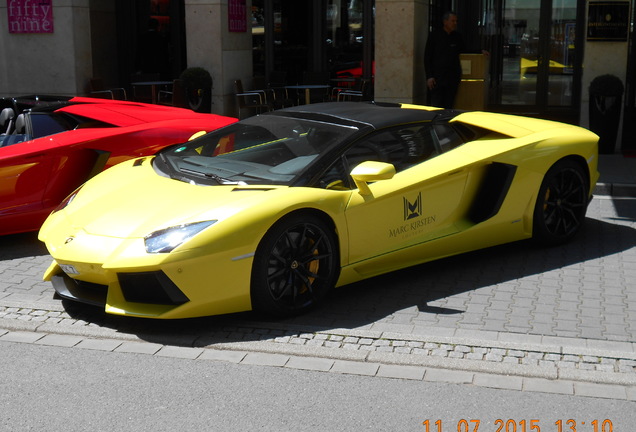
<box><xmin>596</xmin><ymin>153</ymin><xmax>636</xmax><ymax>196</ymax></box>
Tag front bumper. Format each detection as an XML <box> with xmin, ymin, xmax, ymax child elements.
<box><xmin>42</xmin><ymin>229</ymin><xmax>256</xmax><ymax>319</ymax></box>
<box><xmin>50</xmin><ymin>269</ymin><xmax>189</xmax><ymax>307</ymax></box>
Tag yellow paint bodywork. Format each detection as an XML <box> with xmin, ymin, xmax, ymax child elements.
<box><xmin>38</xmin><ymin>106</ymin><xmax>599</xmax><ymax>319</ymax></box>
<box><xmin>39</xmin><ymin>157</ymin><xmax>353</xmax><ymax>318</ymax></box>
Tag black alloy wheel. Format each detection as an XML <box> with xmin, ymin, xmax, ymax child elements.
<box><xmin>251</xmin><ymin>214</ymin><xmax>339</xmax><ymax>317</ymax></box>
<box><xmin>533</xmin><ymin>160</ymin><xmax>589</xmax><ymax>246</ymax></box>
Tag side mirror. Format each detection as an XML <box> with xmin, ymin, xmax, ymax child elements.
<box><xmin>350</xmin><ymin>161</ymin><xmax>396</xmax><ymax>195</ymax></box>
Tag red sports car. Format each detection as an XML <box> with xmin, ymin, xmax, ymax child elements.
<box><xmin>0</xmin><ymin>96</ymin><xmax>237</xmax><ymax>236</ymax></box>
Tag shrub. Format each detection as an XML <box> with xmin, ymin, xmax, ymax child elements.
<box><xmin>179</xmin><ymin>67</ymin><xmax>212</xmax><ymax>90</ymax></box>
<box><xmin>589</xmin><ymin>74</ymin><xmax>624</xmax><ymax>96</ymax></box>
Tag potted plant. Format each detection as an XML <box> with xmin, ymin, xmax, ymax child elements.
<box><xmin>589</xmin><ymin>74</ymin><xmax>624</xmax><ymax>154</ymax></box>
<box><xmin>179</xmin><ymin>67</ymin><xmax>213</xmax><ymax>113</ymax></box>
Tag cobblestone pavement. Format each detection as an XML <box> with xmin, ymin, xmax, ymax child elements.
<box><xmin>1</xmin><ymin>303</ymin><xmax>635</xmax><ymax>374</ymax></box>
<box><xmin>1</xmin><ymin>192</ymin><xmax>635</xmax><ymax>399</ymax></box>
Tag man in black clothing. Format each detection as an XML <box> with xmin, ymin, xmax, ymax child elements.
<box><xmin>424</xmin><ymin>11</ymin><xmax>465</xmax><ymax>109</ymax></box>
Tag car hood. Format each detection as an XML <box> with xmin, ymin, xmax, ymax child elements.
<box><xmin>62</xmin><ymin>157</ymin><xmax>284</xmax><ymax>239</ymax></box>
<box><xmin>63</xmin><ymin>97</ymin><xmax>236</xmax><ymax>127</ymax></box>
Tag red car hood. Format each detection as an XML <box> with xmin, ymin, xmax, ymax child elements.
<box><xmin>62</xmin><ymin>97</ymin><xmax>222</xmax><ymax>127</ymax></box>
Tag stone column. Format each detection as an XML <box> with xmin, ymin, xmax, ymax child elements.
<box><xmin>374</xmin><ymin>0</ymin><xmax>428</xmax><ymax>105</ymax></box>
<box><xmin>0</xmin><ymin>0</ymin><xmax>92</xmax><ymax>96</ymax></box>
<box><xmin>185</xmin><ymin>0</ymin><xmax>252</xmax><ymax>116</ymax></box>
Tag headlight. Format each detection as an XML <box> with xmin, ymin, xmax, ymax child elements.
<box><xmin>144</xmin><ymin>221</ymin><xmax>216</xmax><ymax>254</ymax></box>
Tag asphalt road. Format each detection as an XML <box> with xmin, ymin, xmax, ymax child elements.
<box><xmin>1</xmin><ymin>341</ymin><xmax>634</xmax><ymax>432</ymax></box>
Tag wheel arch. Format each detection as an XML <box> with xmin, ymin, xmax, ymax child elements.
<box><xmin>256</xmin><ymin>206</ymin><xmax>345</xmax><ymax>269</ymax></box>
<box><xmin>547</xmin><ymin>154</ymin><xmax>591</xmax><ymax>193</ymax></box>
<box><xmin>531</xmin><ymin>155</ymin><xmax>591</xmax><ymax>246</ymax></box>
<box><xmin>250</xmin><ymin>207</ymin><xmax>342</xmax><ymax>317</ymax></box>
<box><xmin>263</xmin><ymin>207</ymin><xmax>340</xmax><ymax>248</ymax></box>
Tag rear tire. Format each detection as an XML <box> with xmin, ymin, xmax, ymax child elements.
<box><xmin>251</xmin><ymin>214</ymin><xmax>339</xmax><ymax>317</ymax></box>
<box><xmin>532</xmin><ymin>160</ymin><xmax>589</xmax><ymax>246</ymax></box>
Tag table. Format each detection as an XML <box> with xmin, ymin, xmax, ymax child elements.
<box><xmin>285</xmin><ymin>84</ymin><xmax>331</xmax><ymax>104</ymax></box>
<box><xmin>131</xmin><ymin>80</ymin><xmax>173</xmax><ymax>104</ymax></box>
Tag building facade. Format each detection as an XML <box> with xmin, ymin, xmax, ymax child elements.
<box><xmin>1</xmin><ymin>0</ymin><xmax>634</xmax><ymax>152</ymax></box>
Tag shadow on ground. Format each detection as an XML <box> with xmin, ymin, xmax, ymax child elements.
<box><xmin>56</xmin><ymin>215</ymin><xmax>636</xmax><ymax>347</ymax></box>
<box><xmin>0</xmin><ymin>232</ymin><xmax>49</xmax><ymax>260</ymax></box>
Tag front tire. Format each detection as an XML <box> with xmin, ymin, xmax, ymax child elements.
<box><xmin>532</xmin><ymin>160</ymin><xmax>589</xmax><ymax>246</ymax></box>
<box><xmin>251</xmin><ymin>214</ymin><xmax>339</xmax><ymax>317</ymax></box>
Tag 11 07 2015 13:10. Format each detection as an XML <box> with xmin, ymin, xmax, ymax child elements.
<box><xmin>422</xmin><ymin>419</ymin><xmax>614</xmax><ymax>432</ymax></box>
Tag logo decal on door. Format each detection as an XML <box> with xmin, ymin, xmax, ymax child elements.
<box><xmin>388</xmin><ymin>192</ymin><xmax>436</xmax><ymax>239</ymax></box>
<box><xmin>404</xmin><ymin>192</ymin><xmax>422</xmax><ymax>220</ymax></box>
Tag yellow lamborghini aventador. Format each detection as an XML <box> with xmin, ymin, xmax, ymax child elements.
<box><xmin>38</xmin><ymin>102</ymin><xmax>599</xmax><ymax>319</ymax></box>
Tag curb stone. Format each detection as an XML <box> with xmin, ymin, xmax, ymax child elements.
<box><xmin>2</xmin><ymin>305</ymin><xmax>635</xmax><ymax>390</ymax></box>
<box><xmin>1</xmin><ymin>325</ymin><xmax>634</xmax><ymax>401</ymax></box>
<box><xmin>594</xmin><ymin>182</ymin><xmax>636</xmax><ymax>198</ymax></box>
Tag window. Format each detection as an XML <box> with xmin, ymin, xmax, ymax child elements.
<box><xmin>158</xmin><ymin>115</ymin><xmax>358</xmax><ymax>186</ymax></box>
<box><xmin>29</xmin><ymin>113</ymin><xmax>76</xmax><ymax>138</ymax></box>
<box><xmin>433</xmin><ymin>124</ymin><xmax>465</xmax><ymax>152</ymax></box>
<box><xmin>318</xmin><ymin>124</ymin><xmax>441</xmax><ymax>190</ymax></box>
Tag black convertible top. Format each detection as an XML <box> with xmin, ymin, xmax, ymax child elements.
<box><xmin>266</xmin><ymin>101</ymin><xmax>461</xmax><ymax>130</ymax></box>
<box><xmin>0</xmin><ymin>95</ymin><xmax>73</xmax><ymax>114</ymax></box>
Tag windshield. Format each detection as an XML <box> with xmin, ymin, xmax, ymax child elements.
<box><xmin>156</xmin><ymin>115</ymin><xmax>358</xmax><ymax>186</ymax></box>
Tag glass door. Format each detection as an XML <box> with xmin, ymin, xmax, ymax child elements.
<box><xmin>546</xmin><ymin>0</ymin><xmax>578</xmax><ymax>106</ymax></box>
<box><xmin>490</xmin><ymin>0</ymin><xmax>583</xmax><ymax>122</ymax></box>
<box><xmin>253</xmin><ymin>0</ymin><xmax>323</xmax><ymax>85</ymax></box>
<box><xmin>116</xmin><ymin>0</ymin><xmax>186</xmax><ymax>83</ymax></box>
<box><xmin>500</xmin><ymin>0</ymin><xmax>541</xmax><ymax>105</ymax></box>
<box><xmin>254</xmin><ymin>0</ymin><xmax>374</xmax><ymax>89</ymax></box>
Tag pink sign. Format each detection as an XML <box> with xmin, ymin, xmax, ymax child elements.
<box><xmin>7</xmin><ymin>0</ymin><xmax>54</xmax><ymax>34</ymax></box>
<box><xmin>228</xmin><ymin>0</ymin><xmax>246</xmax><ymax>33</ymax></box>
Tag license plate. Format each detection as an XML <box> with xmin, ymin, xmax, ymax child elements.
<box><xmin>60</xmin><ymin>264</ymin><xmax>79</xmax><ymax>275</ymax></box>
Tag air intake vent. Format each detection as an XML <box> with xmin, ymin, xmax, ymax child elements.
<box><xmin>118</xmin><ymin>271</ymin><xmax>189</xmax><ymax>305</ymax></box>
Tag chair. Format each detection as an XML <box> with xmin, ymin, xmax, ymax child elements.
<box><xmin>271</xmin><ymin>88</ymin><xmax>296</xmax><ymax>109</ymax></box>
<box><xmin>251</xmin><ymin>75</ymin><xmax>275</xmax><ymax>105</ymax></box>
<box><xmin>158</xmin><ymin>79</ymin><xmax>187</xmax><ymax>108</ymax></box>
<box><xmin>337</xmin><ymin>78</ymin><xmax>371</xmax><ymax>102</ymax></box>
<box><xmin>265</xmin><ymin>71</ymin><xmax>295</xmax><ymax>108</ymax></box>
<box><xmin>330</xmin><ymin>77</ymin><xmax>357</xmax><ymax>101</ymax></box>
<box><xmin>0</xmin><ymin>108</ymin><xmax>15</xmax><ymax>134</ymax></box>
<box><xmin>89</xmin><ymin>78</ymin><xmax>127</xmax><ymax>100</ymax></box>
<box><xmin>13</xmin><ymin>113</ymin><xmax>27</xmax><ymax>135</ymax></box>
<box><xmin>251</xmin><ymin>75</ymin><xmax>294</xmax><ymax>109</ymax></box>
<box><xmin>234</xmin><ymin>79</ymin><xmax>273</xmax><ymax>119</ymax></box>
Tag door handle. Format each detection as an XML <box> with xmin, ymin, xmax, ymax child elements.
<box><xmin>24</xmin><ymin>153</ymin><xmax>46</xmax><ymax>159</ymax></box>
